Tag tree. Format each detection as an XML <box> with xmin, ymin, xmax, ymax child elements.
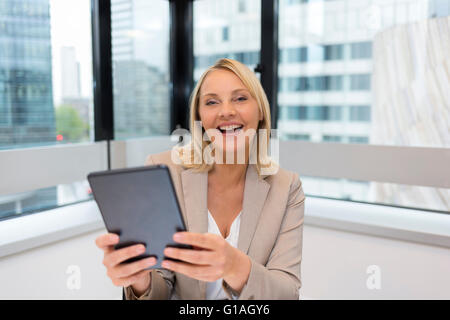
<box><xmin>55</xmin><ymin>105</ymin><xmax>89</xmax><ymax>142</ymax></box>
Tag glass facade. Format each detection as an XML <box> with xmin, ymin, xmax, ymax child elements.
<box><xmin>0</xmin><ymin>0</ymin><xmax>55</xmax><ymax>148</ymax></box>
<box><xmin>192</xmin><ymin>0</ymin><xmax>450</xmax><ymax>212</ymax></box>
<box><xmin>1</xmin><ymin>0</ymin><xmax>448</xmax><ymax>218</ymax></box>
<box><xmin>277</xmin><ymin>0</ymin><xmax>449</xmax><ymax>211</ymax></box>
<box><xmin>0</xmin><ymin>0</ymin><xmax>94</xmax><ymax>219</ymax></box>
<box><xmin>193</xmin><ymin>0</ymin><xmax>261</xmax><ymax>80</ymax></box>
<box><xmin>111</xmin><ymin>0</ymin><xmax>170</xmax><ymax>139</ymax></box>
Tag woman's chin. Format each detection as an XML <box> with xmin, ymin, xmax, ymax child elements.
<box><xmin>212</xmin><ymin>143</ymin><xmax>247</xmax><ymax>164</ymax></box>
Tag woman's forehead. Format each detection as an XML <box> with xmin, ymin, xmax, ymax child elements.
<box><xmin>201</xmin><ymin>69</ymin><xmax>247</xmax><ymax>93</ymax></box>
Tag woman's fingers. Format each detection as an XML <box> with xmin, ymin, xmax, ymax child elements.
<box><xmin>161</xmin><ymin>260</ymin><xmax>221</xmax><ymax>282</ymax></box>
<box><xmin>109</xmin><ymin>256</ymin><xmax>157</xmax><ymax>279</ymax></box>
<box><xmin>95</xmin><ymin>233</ymin><xmax>154</xmax><ymax>290</ymax></box>
<box><xmin>113</xmin><ymin>268</ymin><xmax>152</xmax><ymax>288</ymax></box>
<box><xmin>103</xmin><ymin>244</ymin><xmax>146</xmax><ymax>268</ymax></box>
<box><xmin>173</xmin><ymin>232</ymin><xmax>221</xmax><ymax>250</ymax></box>
<box><xmin>163</xmin><ymin>247</ymin><xmax>216</xmax><ymax>265</ymax></box>
<box><xmin>95</xmin><ymin>233</ymin><xmax>119</xmax><ymax>252</ymax></box>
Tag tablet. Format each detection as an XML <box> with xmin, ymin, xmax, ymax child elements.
<box><xmin>87</xmin><ymin>164</ymin><xmax>191</xmax><ymax>269</ymax></box>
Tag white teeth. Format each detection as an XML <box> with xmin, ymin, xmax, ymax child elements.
<box><xmin>219</xmin><ymin>125</ymin><xmax>242</xmax><ymax>131</ymax></box>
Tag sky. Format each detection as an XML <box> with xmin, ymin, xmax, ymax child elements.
<box><xmin>49</xmin><ymin>0</ymin><xmax>93</xmax><ymax>105</ymax></box>
<box><xmin>48</xmin><ymin>0</ymin><xmax>170</xmax><ymax>106</ymax></box>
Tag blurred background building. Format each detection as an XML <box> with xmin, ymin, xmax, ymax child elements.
<box><xmin>0</xmin><ymin>0</ymin><xmax>448</xmax><ymax>218</ymax></box>
<box><xmin>0</xmin><ymin>0</ymin><xmax>56</xmax><ymax>148</ymax></box>
<box><xmin>0</xmin><ymin>0</ymin><xmax>57</xmax><ymax>217</ymax></box>
<box><xmin>193</xmin><ymin>0</ymin><xmax>450</xmax><ymax>211</ymax></box>
<box><xmin>111</xmin><ymin>0</ymin><xmax>170</xmax><ymax>139</ymax></box>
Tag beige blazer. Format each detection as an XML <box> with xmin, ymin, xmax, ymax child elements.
<box><xmin>123</xmin><ymin>150</ymin><xmax>305</xmax><ymax>300</ymax></box>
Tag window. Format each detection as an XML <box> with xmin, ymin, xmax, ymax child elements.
<box><xmin>111</xmin><ymin>0</ymin><xmax>170</xmax><ymax>139</ymax></box>
<box><xmin>0</xmin><ymin>0</ymin><xmax>93</xmax><ymax>149</ymax></box>
<box><xmin>1</xmin><ymin>0</ymin><xmax>448</xmax><ymax>224</ymax></box>
<box><xmin>350</xmin><ymin>74</ymin><xmax>371</xmax><ymax>91</ymax></box>
<box><xmin>323</xmin><ymin>135</ymin><xmax>342</xmax><ymax>142</ymax></box>
<box><xmin>280</xmin><ymin>105</ymin><xmax>343</xmax><ymax>121</ymax></box>
<box><xmin>278</xmin><ymin>0</ymin><xmax>449</xmax><ymax>148</ymax></box>
<box><xmin>238</xmin><ymin>0</ymin><xmax>247</xmax><ymax>13</ymax></box>
<box><xmin>348</xmin><ymin>136</ymin><xmax>369</xmax><ymax>144</ymax></box>
<box><xmin>325</xmin><ymin>44</ymin><xmax>344</xmax><ymax>60</ymax></box>
<box><xmin>284</xmin><ymin>133</ymin><xmax>310</xmax><ymax>141</ymax></box>
<box><xmin>222</xmin><ymin>26</ymin><xmax>229</xmax><ymax>41</ymax></box>
<box><xmin>0</xmin><ymin>0</ymin><xmax>94</xmax><ymax>220</ymax></box>
<box><xmin>349</xmin><ymin>106</ymin><xmax>371</xmax><ymax>122</ymax></box>
<box><xmin>278</xmin><ymin>0</ymin><xmax>450</xmax><ymax>212</ymax></box>
<box><xmin>280</xmin><ymin>75</ymin><xmax>343</xmax><ymax>92</ymax></box>
<box><xmin>193</xmin><ymin>0</ymin><xmax>261</xmax><ymax>80</ymax></box>
<box><xmin>351</xmin><ymin>42</ymin><xmax>372</xmax><ymax>59</ymax></box>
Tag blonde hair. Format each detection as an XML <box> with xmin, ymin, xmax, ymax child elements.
<box><xmin>176</xmin><ymin>58</ymin><xmax>278</xmax><ymax>177</ymax></box>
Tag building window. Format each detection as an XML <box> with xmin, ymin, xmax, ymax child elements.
<box><xmin>350</xmin><ymin>74</ymin><xmax>371</xmax><ymax>91</ymax></box>
<box><xmin>280</xmin><ymin>105</ymin><xmax>343</xmax><ymax>121</ymax></box>
<box><xmin>349</xmin><ymin>136</ymin><xmax>369</xmax><ymax>144</ymax></box>
<box><xmin>222</xmin><ymin>26</ymin><xmax>229</xmax><ymax>41</ymax></box>
<box><xmin>0</xmin><ymin>0</ymin><xmax>93</xmax><ymax>149</ymax></box>
<box><xmin>193</xmin><ymin>0</ymin><xmax>261</xmax><ymax>79</ymax></box>
<box><xmin>351</xmin><ymin>42</ymin><xmax>372</xmax><ymax>59</ymax></box>
<box><xmin>324</xmin><ymin>44</ymin><xmax>343</xmax><ymax>60</ymax></box>
<box><xmin>238</xmin><ymin>0</ymin><xmax>246</xmax><ymax>13</ymax></box>
<box><xmin>349</xmin><ymin>106</ymin><xmax>371</xmax><ymax>122</ymax></box>
<box><xmin>0</xmin><ymin>0</ymin><xmax>94</xmax><ymax>219</ymax></box>
<box><xmin>323</xmin><ymin>135</ymin><xmax>342</xmax><ymax>142</ymax></box>
<box><xmin>280</xmin><ymin>75</ymin><xmax>344</xmax><ymax>92</ymax></box>
<box><xmin>284</xmin><ymin>133</ymin><xmax>310</xmax><ymax>141</ymax></box>
<box><xmin>111</xmin><ymin>0</ymin><xmax>170</xmax><ymax>139</ymax></box>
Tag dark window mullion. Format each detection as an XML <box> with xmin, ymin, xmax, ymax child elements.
<box><xmin>259</xmin><ymin>0</ymin><xmax>279</xmax><ymax>129</ymax></box>
<box><xmin>169</xmin><ymin>0</ymin><xmax>193</xmax><ymax>133</ymax></box>
<box><xmin>91</xmin><ymin>0</ymin><xmax>114</xmax><ymax>142</ymax></box>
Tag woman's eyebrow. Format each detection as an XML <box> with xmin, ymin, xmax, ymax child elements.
<box><xmin>202</xmin><ymin>88</ymin><xmax>249</xmax><ymax>97</ymax></box>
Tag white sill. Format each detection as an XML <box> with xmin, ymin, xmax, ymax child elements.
<box><xmin>304</xmin><ymin>196</ymin><xmax>450</xmax><ymax>248</ymax></box>
<box><xmin>0</xmin><ymin>201</ymin><xmax>104</xmax><ymax>259</ymax></box>
<box><xmin>1</xmin><ymin>197</ymin><xmax>449</xmax><ymax>259</ymax></box>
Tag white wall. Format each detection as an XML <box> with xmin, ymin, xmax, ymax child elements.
<box><xmin>0</xmin><ymin>228</ymin><xmax>121</xmax><ymax>300</ymax></box>
<box><xmin>1</xmin><ymin>223</ymin><xmax>449</xmax><ymax>299</ymax></box>
<box><xmin>301</xmin><ymin>225</ymin><xmax>450</xmax><ymax>299</ymax></box>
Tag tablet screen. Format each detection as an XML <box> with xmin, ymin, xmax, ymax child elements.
<box><xmin>88</xmin><ymin>164</ymin><xmax>190</xmax><ymax>269</ymax></box>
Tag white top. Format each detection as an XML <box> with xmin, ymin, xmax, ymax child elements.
<box><xmin>205</xmin><ymin>209</ymin><xmax>242</xmax><ymax>300</ymax></box>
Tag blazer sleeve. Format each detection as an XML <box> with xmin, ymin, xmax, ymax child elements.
<box><xmin>223</xmin><ymin>172</ymin><xmax>305</xmax><ymax>300</ymax></box>
<box><xmin>122</xmin><ymin>154</ymin><xmax>176</xmax><ymax>300</ymax></box>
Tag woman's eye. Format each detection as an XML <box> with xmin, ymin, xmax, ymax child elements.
<box><xmin>206</xmin><ymin>100</ymin><xmax>217</xmax><ymax>105</ymax></box>
<box><xmin>236</xmin><ymin>96</ymin><xmax>247</xmax><ymax>102</ymax></box>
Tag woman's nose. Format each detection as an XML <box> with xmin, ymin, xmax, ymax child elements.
<box><xmin>218</xmin><ymin>101</ymin><xmax>236</xmax><ymax>117</ymax></box>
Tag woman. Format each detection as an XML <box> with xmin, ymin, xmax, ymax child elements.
<box><xmin>95</xmin><ymin>58</ymin><xmax>305</xmax><ymax>300</ymax></box>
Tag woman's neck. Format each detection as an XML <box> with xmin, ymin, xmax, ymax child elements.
<box><xmin>208</xmin><ymin>163</ymin><xmax>248</xmax><ymax>190</ymax></box>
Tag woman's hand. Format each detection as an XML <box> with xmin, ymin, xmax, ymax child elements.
<box><xmin>95</xmin><ymin>233</ymin><xmax>157</xmax><ymax>295</ymax></box>
<box><xmin>162</xmin><ymin>232</ymin><xmax>251</xmax><ymax>293</ymax></box>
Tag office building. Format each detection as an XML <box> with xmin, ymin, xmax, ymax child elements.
<box><xmin>192</xmin><ymin>0</ymin><xmax>450</xmax><ymax>211</ymax></box>
<box><xmin>111</xmin><ymin>0</ymin><xmax>170</xmax><ymax>138</ymax></box>
<box><xmin>60</xmin><ymin>46</ymin><xmax>81</xmax><ymax>99</ymax></box>
<box><xmin>0</xmin><ymin>0</ymin><xmax>56</xmax><ymax>148</ymax></box>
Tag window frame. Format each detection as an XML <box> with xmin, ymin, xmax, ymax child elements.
<box><xmin>1</xmin><ymin>0</ymin><xmax>448</xmax><ymax>199</ymax></box>
<box><xmin>0</xmin><ymin>0</ymin><xmax>449</xmax><ymax>258</ymax></box>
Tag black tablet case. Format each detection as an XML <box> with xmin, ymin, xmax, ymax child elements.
<box><xmin>88</xmin><ymin>164</ymin><xmax>190</xmax><ymax>269</ymax></box>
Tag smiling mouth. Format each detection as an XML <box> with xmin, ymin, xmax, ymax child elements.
<box><xmin>217</xmin><ymin>125</ymin><xmax>244</xmax><ymax>135</ymax></box>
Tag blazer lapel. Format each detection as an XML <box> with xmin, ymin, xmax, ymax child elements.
<box><xmin>238</xmin><ymin>164</ymin><xmax>271</xmax><ymax>254</ymax></box>
<box><xmin>181</xmin><ymin>168</ymin><xmax>208</xmax><ymax>299</ymax></box>
<box><xmin>181</xmin><ymin>168</ymin><xmax>208</xmax><ymax>233</ymax></box>
<box><xmin>179</xmin><ymin>164</ymin><xmax>270</xmax><ymax>299</ymax></box>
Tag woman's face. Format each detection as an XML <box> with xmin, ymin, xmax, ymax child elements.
<box><xmin>198</xmin><ymin>69</ymin><xmax>263</xmax><ymax>161</ymax></box>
